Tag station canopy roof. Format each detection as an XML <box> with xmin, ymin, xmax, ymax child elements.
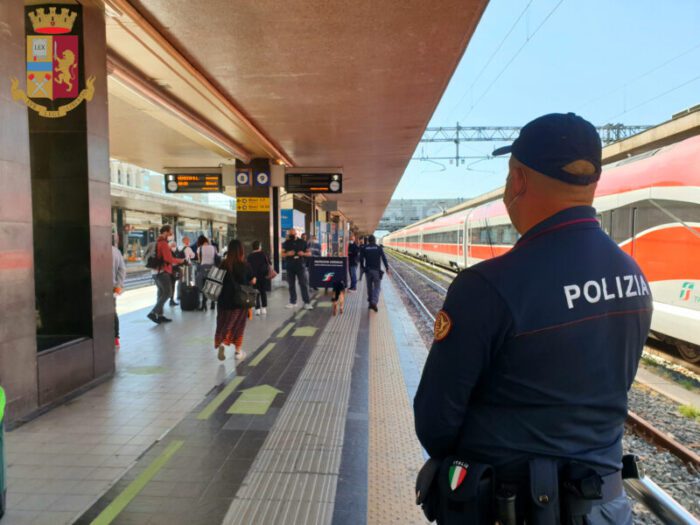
<box><xmin>106</xmin><ymin>0</ymin><xmax>488</xmax><ymax>232</ymax></box>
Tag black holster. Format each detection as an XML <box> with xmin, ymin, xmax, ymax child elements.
<box><xmin>415</xmin><ymin>456</ymin><xmax>494</xmax><ymax>524</ymax></box>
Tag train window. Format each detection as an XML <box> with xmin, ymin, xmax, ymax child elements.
<box><xmin>424</xmin><ymin>231</ymin><xmax>459</xmax><ymax>243</ymax></box>
<box><xmin>611</xmin><ymin>209</ymin><xmax>633</xmax><ymax>244</ymax></box>
<box><xmin>501</xmin><ymin>225</ymin><xmax>519</xmax><ymax>245</ymax></box>
<box><xmin>598</xmin><ymin>212</ymin><xmax>612</xmax><ymax>236</ymax></box>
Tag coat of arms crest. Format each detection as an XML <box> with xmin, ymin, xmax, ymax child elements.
<box><xmin>10</xmin><ymin>6</ymin><xmax>95</xmax><ymax>118</ymax></box>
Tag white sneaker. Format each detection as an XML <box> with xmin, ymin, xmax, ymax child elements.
<box><xmin>235</xmin><ymin>350</ymin><xmax>246</xmax><ymax>361</ymax></box>
<box><xmin>254</xmin><ymin>309</ymin><xmax>261</xmax><ymax>316</ymax></box>
<box><xmin>286</xmin><ymin>303</ymin><xmax>297</xmax><ymax>309</ymax></box>
<box><xmin>261</xmin><ymin>307</ymin><xmax>267</xmax><ymax>315</ymax></box>
<box><xmin>303</xmin><ymin>303</ymin><xmax>314</xmax><ymax>310</ymax></box>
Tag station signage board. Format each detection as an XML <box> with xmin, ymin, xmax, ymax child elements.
<box><xmin>284</xmin><ymin>172</ymin><xmax>342</xmax><ymax>194</ymax></box>
<box><xmin>164</xmin><ymin>173</ymin><xmax>223</xmax><ymax>193</ymax></box>
<box><xmin>236</xmin><ymin>197</ymin><xmax>270</xmax><ymax>212</ymax></box>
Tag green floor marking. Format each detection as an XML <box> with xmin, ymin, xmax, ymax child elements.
<box><xmin>316</xmin><ymin>302</ymin><xmax>333</xmax><ymax>308</ymax></box>
<box><xmin>293</xmin><ymin>326</ymin><xmax>318</xmax><ymax>337</ymax></box>
<box><xmin>227</xmin><ymin>385</ymin><xmax>282</xmax><ymax>415</ymax></box>
<box><xmin>196</xmin><ymin>376</ymin><xmax>245</xmax><ymax>420</ymax></box>
<box><xmin>277</xmin><ymin>322</ymin><xmax>295</xmax><ymax>338</ymax></box>
<box><xmin>249</xmin><ymin>343</ymin><xmax>276</xmax><ymax>367</ymax></box>
<box><xmin>90</xmin><ymin>440</ymin><xmax>184</xmax><ymax>525</ymax></box>
<box><xmin>295</xmin><ymin>309</ymin><xmax>308</xmax><ymax>320</ymax></box>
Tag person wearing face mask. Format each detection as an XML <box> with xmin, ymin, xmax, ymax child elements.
<box><xmin>281</xmin><ymin>228</ymin><xmax>313</xmax><ymax>309</ymax></box>
<box><xmin>413</xmin><ymin>114</ymin><xmax>652</xmax><ymax>525</ymax></box>
<box><xmin>147</xmin><ymin>225</ymin><xmax>185</xmax><ymax>324</ymax></box>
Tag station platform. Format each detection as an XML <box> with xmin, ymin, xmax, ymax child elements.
<box><xmin>3</xmin><ymin>278</ymin><xmax>428</xmax><ymax>525</ymax></box>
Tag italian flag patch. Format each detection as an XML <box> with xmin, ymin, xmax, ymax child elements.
<box><xmin>448</xmin><ymin>461</ymin><xmax>468</xmax><ymax>491</ymax></box>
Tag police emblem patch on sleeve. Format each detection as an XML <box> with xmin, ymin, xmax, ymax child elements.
<box><xmin>434</xmin><ymin>310</ymin><xmax>452</xmax><ymax>341</ymax></box>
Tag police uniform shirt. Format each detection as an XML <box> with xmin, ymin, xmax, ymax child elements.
<box><xmin>361</xmin><ymin>244</ymin><xmax>388</xmax><ymax>271</ymax></box>
<box><xmin>282</xmin><ymin>238</ymin><xmax>307</xmax><ymax>269</ymax></box>
<box><xmin>414</xmin><ymin>206</ymin><xmax>652</xmax><ymax>474</ymax></box>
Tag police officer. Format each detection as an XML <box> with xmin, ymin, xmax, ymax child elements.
<box><xmin>414</xmin><ymin>113</ymin><xmax>652</xmax><ymax>524</ymax></box>
<box><xmin>281</xmin><ymin>228</ymin><xmax>313</xmax><ymax>310</ymax></box>
<box><xmin>360</xmin><ymin>235</ymin><xmax>389</xmax><ymax>311</ymax></box>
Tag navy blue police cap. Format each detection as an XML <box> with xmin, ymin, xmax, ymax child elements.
<box><xmin>492</xmin><ymin>112</ymin><xmax>602</xmax><ymax>186</ymax></box>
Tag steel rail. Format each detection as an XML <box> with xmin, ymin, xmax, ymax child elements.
<box><xmin>387</xmin><ymin>254</ymin><xmax>449</xmax><ymax>295</ymax></box>
<box><xmin>626</xmin><ymin>410</ymin><xmax>700</xmax><ymax>470</ymax></box>
<box><xmin>388</xmin><ymin>264</ymin><xmax>435</xmax><ymax>325</ymax></box>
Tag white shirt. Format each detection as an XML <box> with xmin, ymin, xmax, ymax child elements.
<box><xmin>198</xmin><ymin>244</ymin><xmax>217</xmax><ymax>265</ymax></box>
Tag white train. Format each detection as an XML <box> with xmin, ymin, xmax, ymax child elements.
<box><xmin>384</xmin><ymin>135</ymin><xmax>700</xmax><ymax>362</ymax></box>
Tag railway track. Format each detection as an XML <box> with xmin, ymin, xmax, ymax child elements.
<box><xmin>388</xmin><ymin>251</ymin><xmax>700</xmax><ymax>474</ymax></box>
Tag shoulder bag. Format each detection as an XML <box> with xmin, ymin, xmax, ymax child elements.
<box><xmin>202</xmin><ymin>266</ymin><xmax>226</xmax><ymax>301</ymax></box>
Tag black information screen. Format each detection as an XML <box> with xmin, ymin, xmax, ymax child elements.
<box><xmin>164</xmin><ymin>173</ymin><xmax>223</xmax><ymax>193</ymax></box>
<box><xmin>284</xmin><ymin>173</ymin><xmax>342</xmax><ymax>194</ymax></box>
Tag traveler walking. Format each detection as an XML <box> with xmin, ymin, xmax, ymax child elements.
<box><xmin>414</xmin><ymin>113</ymin><xmax>652</xmax><ymax>524</ymax></box>
<box><xmin>147</xmin><ymin>225</ymin><xmax>184</xmax><ymax>324</ymax></box>
<box><xmin>360</xmin><ymin>235</ymin><xmax>389</xmax><ymax>312</ymax></box>
<box><xmin>247</xmin><ymin>240</ymin><xmax>271</xmax><ymax>316</ymax></box>
<box><xmin>112</xmin><ymin>237</ymin><xmax>126</xmax><ymax>349</ymax></box>
<box><xmin>196</xmin><ymin>236</ymin><xmax>218</xmax><ymax>311</ymax></box>
<box><xmin>282</xmin><ymin>228</ymin><xmax>313</xmax><ymax>309</ymax></box>
<box><xmin>215</xmin><ymin>239</ymin><xmax>256</xmax><ymax>361</ymax></box>
<box><xmin>347</xmin><ymin>235</ymin><xmax>359</xmax><ymax>290</ymax></box>
<box><xmin>169</xmin><ymin>241</ymin><xmax>182</xmax><ymax>307</ymax></box>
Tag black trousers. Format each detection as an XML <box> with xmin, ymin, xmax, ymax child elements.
<box><xmin>255</xmin><ymin>279</ymin><xmax>268</xmax><ymax>308</ymax></box>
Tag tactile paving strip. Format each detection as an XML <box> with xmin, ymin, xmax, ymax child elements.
<box><xmin>368</xmin><ymin>292</ymin><xmax>427</xmax><ymax>524</ymax></box>
<box><xmin>222</xmin><ymin>284</ymin><xmax>364</xmax><ymax>525</ymax></box>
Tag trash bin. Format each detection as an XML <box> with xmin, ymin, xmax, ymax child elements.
<box><xmin>0</xmin><ymin>386</ymin><xmax>6</xmax><ymax>519</ymax></box>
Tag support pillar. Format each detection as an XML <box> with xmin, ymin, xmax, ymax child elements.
<box><xmin>0</xmin><ymin>1</ymin><xmax>112</xmax><ymax>421</ymax></box>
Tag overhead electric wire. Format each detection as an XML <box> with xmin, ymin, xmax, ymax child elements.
<box><xmin>577</xmin><ymin>41</ymin><xmax>700</xmax><ymax>113</ymax></box>
<box><xmin>446</xmin><ymin>0</ymin><xmax>535</xmax><ymax>118</ymax></box>
<box><xmin>604</xmin><ymin>73</ymin><xmax>700</xmax><ymax>121</ymax></box>
<box><xmin>429</xmin><ymin>0</ymin><xmax>535</xmax><ymax>160</ymax></box>
<box><xmin>459</xmin><ymin>0</ymin><xmax>565</xmax><ymax>123</ymax></box>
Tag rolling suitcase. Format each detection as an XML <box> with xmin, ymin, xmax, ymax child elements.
<box><xmin>180</xmin><ymin>285</ymin><xmax>199</xmax><ymax>311</ymax></box>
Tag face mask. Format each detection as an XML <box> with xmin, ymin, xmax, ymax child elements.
<box><xmin>168</xmin><ymin>235</ymin><xmax>174</xmax><ymax>241</ymax></box>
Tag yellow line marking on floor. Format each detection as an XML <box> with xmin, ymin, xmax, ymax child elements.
<box><xmin>277</xmin><ymin>322</ymin><xmax>295</xmax><ymax>338</ymax></box>
<box><xmin>249</xmin><ymin>342</ymin><xmax>276</xmax><ymax>367</ymax></box>
<box><xmin>196</xmin><ymin>376</ymin><xmax>245</xmax><ymax>420</ymax></box>
<box><xmin>90</xmin><ymin>440</ymin><xmax>184</xmax><ymax>525</ymax></box>
<box><xmin>295</xmin><ymin>309</ymin><xmax>308</xmax><ymax>320</ymax></box>
<box><xmin>368</xmin><ymin>294</ymin><xmax>425</xmax><ymax>523</ymax></box>
<box><xmin>292</xmin><ymin>326</ymin><xmax>318</xmax><ymax>337</ymax></box>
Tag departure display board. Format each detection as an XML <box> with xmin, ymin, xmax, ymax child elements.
<box><xmin>284</xmin><ymin>172</ymin><xmax>342</xmax><ymax>194</ymax></box>
<box><xmin>164</xmin><ymin>173</ymin><xmax>223</xmax><ymax>193</ymax></box>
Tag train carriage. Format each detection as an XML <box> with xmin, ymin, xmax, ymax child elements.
<box><xmin>384</xmin><ymin>135</ymin><xmax>700</xmax><ymax>361</ymax></box>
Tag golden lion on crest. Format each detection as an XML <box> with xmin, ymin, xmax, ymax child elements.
<box><xmin>54</xmin><ymin>49</ymin><xmax>77</xmax><ymax>92</ymax></box>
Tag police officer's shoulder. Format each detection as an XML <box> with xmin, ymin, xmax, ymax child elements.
<box><xmin>448</xmin><ymin>267</ymin><xmax>508</xmax><ymax>305</ymax></box>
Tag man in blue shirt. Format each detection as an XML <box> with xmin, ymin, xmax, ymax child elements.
<box><xmin>360</xmin><ymin>235</ymin><xmax>389</xmax><ymax>311</ymax></box>
<box><xmin>414</xmin><ymin>113</ymin><xmax>652</xmax><ymax>524</ymax></box>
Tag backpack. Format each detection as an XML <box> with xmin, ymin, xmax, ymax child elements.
<box><xmin>144</xmin><ymin>241</ymin><xmax>162</xmax><ymax>270</ymax></box>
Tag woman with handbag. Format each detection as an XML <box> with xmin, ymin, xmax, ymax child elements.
<box><xmin>215</xmin><ymin>239</ymin><xmax>256</xmax><ymax>361</ymax></box>
<box><xmin>196</xmin><ymin>235</ymin><xmax>219</xmax><ymax>311</ymax></box>
<box><xmin>247</xmin><ymin>240</ymin><xmax>275</xmax><ymax>316</ymax></box>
